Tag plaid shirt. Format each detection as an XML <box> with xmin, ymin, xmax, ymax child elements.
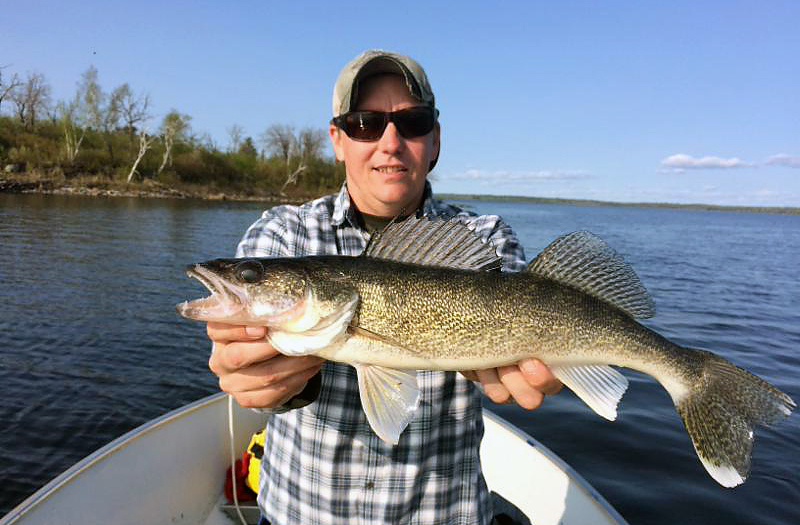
<box><xmin>236</xmin><ymin>182</ymin><xmax>526</xmax><ymax>525</ymax></box>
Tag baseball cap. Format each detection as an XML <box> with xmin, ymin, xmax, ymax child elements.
<box><xmin>332</xmin><ymin>49</ymin><xmax>436</xmax><ymax>117</ymax></box>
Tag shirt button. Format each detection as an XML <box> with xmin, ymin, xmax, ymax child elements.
<box><xmin>365</xmin><ymin>481</ymin><xmax>375</xmax><ymax>489</ymax></box>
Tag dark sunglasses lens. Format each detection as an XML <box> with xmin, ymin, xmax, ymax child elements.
<box><xmin>393</xmin><ymin>108</ymin><xmax>434</xmax><ymax>138</ymax></box>
<box><xmin>342</xmin><ymin>112</ymin><xmax>386</xmax><ymax>140</ymax></box>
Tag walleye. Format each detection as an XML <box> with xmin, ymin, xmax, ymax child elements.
<box><xmin>177</xmin><ymin>216</ymin><xmax>794</xmax><ymax>487</ymax></box>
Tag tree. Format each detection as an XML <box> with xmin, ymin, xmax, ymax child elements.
<box><xmin>258</xmin><ymin>124</ymin><xmax>328</xmax><ymax>194</ymax></box>
<box><xmin>239</xmin><ymin>136</ymin><xmax>258</xmax><ymax>157</ymax></box>
<box><xmin>158</xmin><ymin>110</ymin><xmax>191</xmax><ymax>175</ymax></box>
<box><xmin>10</xmin><ymin>72</ymin><xmax>51</xmax><ymax>129</ymax></box>
<box><xmin>74</xmin><ymin>66</ymin><xmax>123</xmax><ymax>166</ymax></box>
<box><xmin>127</xmin><ymin>129</ymin><xmax>157</xmax><ymax>182</ymax></box>
<box><xmin>260</xmin><ymin>124</ymin><xmax>295</xmax><ymax>163</ymax></box>
<box><xmin>76</xmin><ymin>66</ymin><xmax>103</xmax><ymax>130</ymax></box>
<box><xmin>114</xmin><ymin>83</ymin><xmax>151</xmax><ymax>141</ymax></box>
<box><xmin>0</xmin><ymin>66</ymin><xmax>21</xmax><ymax>114</ymax></box>
<box><xmin>227</xmin><ymin>124</ymin><xmax>244</xmax><ymax>152</ymax></box>
<box><xmin>297</xmin><ymin>127</ymin><xmax>327</xmax><ymax>160</ymax></box>
<box><xmin>57</xmin><ymin>98</ymin><xmax>86</xmax><ymax>164</ymax></box>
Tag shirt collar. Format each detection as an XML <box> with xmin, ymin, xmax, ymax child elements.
<box><xmin>331</xmin><ymin>180</ymin><xmax>440</xmax><ymax>227</ymax></box>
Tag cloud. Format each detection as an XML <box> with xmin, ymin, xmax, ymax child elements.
<box><xmin>764</xmin><ymin>153</ymin><xmax>800</xmax><ymax>168</ymax></box>
<box><xmin>660</xmin><ymin>153</ymin><xmax>750</xmax><ymax>170</ymax></box>
<box><xmin>449</xmin><ymin>168</ymin><xmax>591</xmax><ymax>182</ymax></box>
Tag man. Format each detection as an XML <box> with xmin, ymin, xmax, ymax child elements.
<box><xmin>207</xmin><ymin>49</ymin><xmax>561</xmax><ymax>525</ymax></box>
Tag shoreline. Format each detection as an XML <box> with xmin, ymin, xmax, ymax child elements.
<box><xmin>2</xmin><ymin>176</ymin><xmax>798</xmax><ymax>215</ymax></box>
<box><xmin>0</xmin><ymin>176</ymin><xmax>309</xmax><ymax>204</ymax></box>
<box><xmin>438</xmin><ymin>193</ymin><xmax>800</xmax><ymax>215</ymax></box>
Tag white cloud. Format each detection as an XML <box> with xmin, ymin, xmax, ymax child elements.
<box><xmin>660</xmin><ymin>153</ymin><xmax>750</xmax><ymax>170</ymax></box>
<box><xmin>764</xmin><ymin>153</ymin><xmax>800</xmax><ymax>168</ymax></box>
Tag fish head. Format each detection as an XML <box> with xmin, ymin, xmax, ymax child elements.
<box><xmin>176</xmin><ymin>258</ymin><xmax>309</xmax><ymax>326</ymax></box>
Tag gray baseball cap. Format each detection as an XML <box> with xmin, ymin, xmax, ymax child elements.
<box><xmin>332</xmin><ymin>49</ymin><xmax>436</xmax><ymax>116</ymax></box>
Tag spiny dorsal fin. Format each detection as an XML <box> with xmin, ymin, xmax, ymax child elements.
<box><xmin>528</xmin><ymin>231</ymin><xmax>655</xmax><ymax>318</ymax></box>
<box><xmin>364</xmin><ymin>216</ymin><xmax>502</xmax><ymax>271</ymax></box>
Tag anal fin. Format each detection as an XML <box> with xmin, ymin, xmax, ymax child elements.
<box><xmin>551</xmin><ymin>364</ymin><xmax>629</xmax><ymax>420</ymax></box>
<box><xmin>355</xmin><ymin>364</ymin><xmax>420</xmax><ymax>444</ymax></box>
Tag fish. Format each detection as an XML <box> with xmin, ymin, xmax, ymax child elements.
<box><xmin>177</xmin><ymin>215</ymin><xmax>795</xmax><ymax>487</ymax></box>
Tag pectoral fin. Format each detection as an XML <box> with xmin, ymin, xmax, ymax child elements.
<box><xmin>355</xmin><ymin>364</ymin><xmax>420</xmax><ymax>444</ymax></box>
<box><xmin>551</xmin><ymin>364</ymin><xmax>629</xmax><ymax>420</ymax></box>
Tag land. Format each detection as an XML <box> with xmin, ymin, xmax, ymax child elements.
<box><xmin>438</xmin><ymin>193</ymin><xmax>800</xmax><ymax>215</ymax></box>
<box><xmin>3</xmin><ymin>173</ymin><xmax>799</xmax><ymax>215</ymax></box>
<box><xmin>0</xmin><ymin>173</ymin><xmax>309</xmax><ymax>203</ymax></box>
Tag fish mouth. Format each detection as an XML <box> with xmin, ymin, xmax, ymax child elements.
<box><xmin>176</xmin><ymin>264</ymin><xmax>246</xmax><ymax>322</ymax></box>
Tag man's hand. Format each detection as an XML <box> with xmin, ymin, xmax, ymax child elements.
<box><xmin>461</xmin><ymin>358</ymin><xmax>562</xmax><ymax>409</ymax></box>
<box><xmin>207</xmin><ymin>322</ymin><xmax>323</xmax><ymax>408</ymax></box>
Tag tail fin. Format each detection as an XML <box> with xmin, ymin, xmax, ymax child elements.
<box><xmin>670</xmin><ymin>349</ymin><xmax>795</xmax><ymax>487</ymax></box>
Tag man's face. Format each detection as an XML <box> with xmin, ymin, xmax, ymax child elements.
<box><xmin>329</xmin><ymin>74</ymin><xmax>440</xmax><ymax>217</ymax></box>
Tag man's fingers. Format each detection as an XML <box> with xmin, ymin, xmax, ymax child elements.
<box><xmin>497</xmin><ymin>365</ymin><xmax>544</xmax><ymax>409</ymax></box>
<box><xmin>233</xmin><ymin>365</ymin><xmax>321</xmax><ymax>408</ymax></box>
<box><xmin>209</xmin><ymin>339</ymin><xmax>282</xmax><ymax>375</ymax></box>
<box><xmin>519</xmin><ymin>358</ymin><xmax>563</xmax><ymax>395</ymax></box>
<box><xmin>218</xmin><ymin>354</ymin><xmax>323</xmax><ymax>394</ymax></box>
<box><xmin>475</xmin><ymin>368</ymin><xmax>511</xmax><ymax>404</ymax></box>
<box><xmin>460</xmin><ymin>370</ymin><xmax>479</xmax><ymax>382</ymax></box>
<box><xmin>207</xmin><ymin>322</ymin><xmax>266</xmax><ymax>343</ymax></box>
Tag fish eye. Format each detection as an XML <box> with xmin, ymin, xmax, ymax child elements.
<box><xmin>235</xmin><ymin>260</ymin><xmax>264</xmax><ymax>283</ymax></box>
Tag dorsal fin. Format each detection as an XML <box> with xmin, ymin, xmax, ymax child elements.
<box><xmin>364</xmin><ymin>216</ymin><xmax>502</xmax><ymax>271</ymax></box>
<box><xmin>528</xmin><ymin>231</ymin><xmax>655</xmax><ymax>318</ymax></box>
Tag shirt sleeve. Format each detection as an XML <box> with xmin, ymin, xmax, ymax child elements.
<box><xmin>236</xmin><ymin>206</ymin><xmax>293</xmax><ymax>258</ymax></box>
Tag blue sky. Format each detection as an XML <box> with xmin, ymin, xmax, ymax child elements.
<box><xmin>3</xmin><ymin>1</ymin><xmax>798</xmax><ymax>206</ymax></box>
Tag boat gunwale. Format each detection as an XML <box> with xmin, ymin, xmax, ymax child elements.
<box><xmin>0</xmin><ymin>393</ymin><xmax>226</xmax><ymax>524</ymax></box>
<box><xmin>481</xmin><ymin>409</ymin><xmax>628</xmax><ymax>525</ymax></box>
<box><xmin>2</xmin><ymin>393</ymin><xmax>627</xmax><ymax>525</ymax></box>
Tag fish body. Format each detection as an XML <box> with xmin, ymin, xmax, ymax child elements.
<box><xmin>178</xmin><ymin>217</ymin><xmax>794</xmax><ymax>487</ymax></box>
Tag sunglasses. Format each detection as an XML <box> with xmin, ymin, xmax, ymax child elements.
<box><xmin>332</xmin><ymin>106</ymin><xmax>438</xmax><ymax>141</ymax></box>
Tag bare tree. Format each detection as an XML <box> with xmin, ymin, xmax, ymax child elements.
<box><xmin>127</xmin><ymin>129</ymin><xmax>157</xmax><ymax>182</ymax></box>
<box><xmin>279</xmin><ymin>163</ymin><xmax>307</xmax><ymax>195</ymax></box>
<box><xmin>10</xmin><ymin>72</ymin><xmax>51</xmax><ymax>129</ymax></box>
<box><xmin>0</xmin><ymin>66</ymin><xmax>22</xmax><ymax>114</ymax></box>
<box><xmin>196</xmin><ymin>132</ymin><xmax>217</xmax><ymax>151</ymax></box>
<box><xmin>260</xmin><ymin>124</ymin><xmax>295</xmax><ymax>163</ymax></box>
<box><xmin>57</xmin><ymin>98</ymin><xmax>86</xmax><ymax>164</ymax></box>
<box><xmin>158</xmin><ymin>110</ymin><xmax>191</xmax><ymax>175</ymax></box>
<box><xmin>114</xmin><ymin>83</ymin><xmax>151</xmax><ymax>141</ymax></box>
<box><xmin>260</xmin><ymin>124</ymin><xmax>324</xmax><ymax>194</ymax></box>
<box><xmin>227</xmin><ymin>124</ymin><xmax>244</xmax><ymax>152</ymax></box>
<box><xmin>297</xmin><ymin>127</ymin><xmax>327</xmax><ymax>160</ymax></box>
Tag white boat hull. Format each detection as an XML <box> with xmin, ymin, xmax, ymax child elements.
<box><xmin>1</xmin><ymin>392</ymin><xmax>626</xmax><ymax>525</ymax></box>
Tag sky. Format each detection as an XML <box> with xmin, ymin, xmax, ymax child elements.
<box><xmin>3</xmin><ymin>1</ymin><xmax>799</xmax><ymax>206</ymax></box>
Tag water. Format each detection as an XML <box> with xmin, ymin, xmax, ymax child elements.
<box><xmin>1</xmin><ymin>193</ymin><xmax>798</xmax><ymax>524</ymax></box>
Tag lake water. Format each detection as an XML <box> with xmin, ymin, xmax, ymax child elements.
<box><xmin>1</xmin><ymin>192</ymin><xmax>798</xmax><ymax>524</ymax></box>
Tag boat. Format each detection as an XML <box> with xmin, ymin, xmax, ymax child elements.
<box><xmin>0</xmin><ymin>392</ymin><xmax>627</xmax><ymax>525</ymax></box>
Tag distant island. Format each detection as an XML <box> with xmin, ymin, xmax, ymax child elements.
<box><xmin>438</xmin><ymin>193</ymin><xmax>800</xmax><ymax>215</ymax></box>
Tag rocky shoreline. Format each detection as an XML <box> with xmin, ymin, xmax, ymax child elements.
<box><xmin>0</xmin><ymin>176</ymin><xmax>305</xmax><ymax>203</ymax></box>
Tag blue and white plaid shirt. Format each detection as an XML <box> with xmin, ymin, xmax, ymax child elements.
<box><xmin>236</xmin><ymin>182</ymin><xmax>526</xmax><ymax>525</ymax></box>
